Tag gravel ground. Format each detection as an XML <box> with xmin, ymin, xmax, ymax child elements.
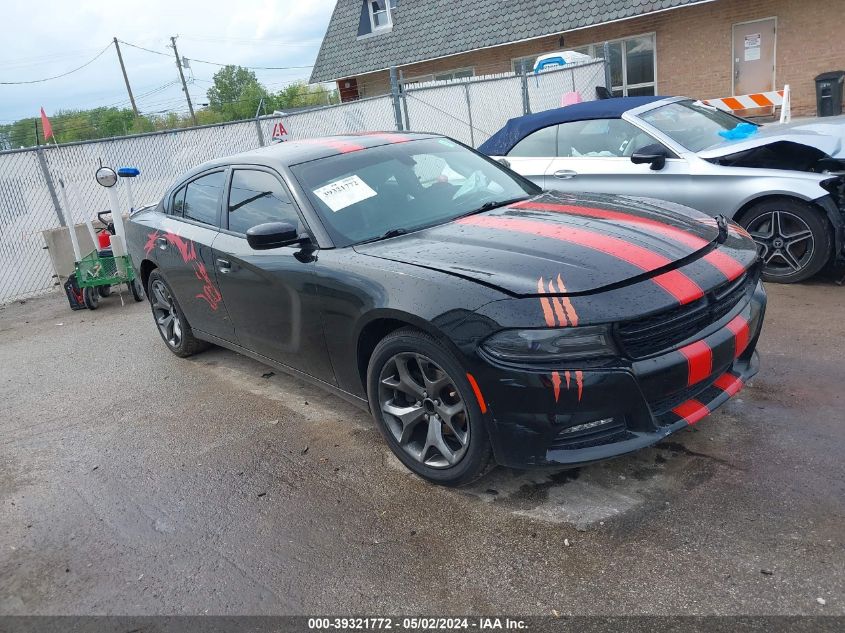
<box><xmin>0</xmin><ymin>279</ymin><xmax>842</xmax><ymax>615</ymax></box>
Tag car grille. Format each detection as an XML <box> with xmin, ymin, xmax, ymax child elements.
<box><xmin>616</xmin><ymin>267</ymin><xmax>756</xmax><ymax>359</ymax></box>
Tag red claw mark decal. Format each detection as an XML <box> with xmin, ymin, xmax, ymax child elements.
<box><xmin>550</xmin><ymin>369</ymin><xmax>583</xmax><ymax>403</ymax></box>
<box><xmin>540</xmin><ymin>274</ymin><xmax>584</xmax><ymax>403</ymax></box>
<box><xmin>145</xmin><ymin>229</ymin><xmax>222</xmax><ymax>311</ymax></box>
<box><xmin>537</xmin><ymin>274</ymin><xmax>580</xmax><ymax>327</ymax></box>
<box><xmin>551</xmin><ymin>371</ymin><xmax>562</xmax><ymax>403</ymax></box>
<box><xmin>192</xmin><ymin>259</ymin><xmax>223</xmax><ymax>310</ymax></box>
<box><xmin>537</xmin><ymin>277</ymin><xmax>557</xmax><ymax>327</ymax></box>
<box><xmin>144</xmin><ymin>230</ymin><xmax>161</xmax><ymax>257</ymax></box>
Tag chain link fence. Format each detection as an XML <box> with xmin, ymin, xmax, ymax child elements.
<box><xmin>0</xmin><ymin>60</ymin><xmax>606</xmax><ymax>304</ymax></box>
<box><xmin>403</xmin><ymin>60</ymin><xmax>606</xmax><ymax>147</ymax></box>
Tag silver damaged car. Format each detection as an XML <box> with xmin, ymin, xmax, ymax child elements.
<box><xmin>480</xmin><ymin>96</ymin><xmax>845</xmax><ymax>283</ymax></box>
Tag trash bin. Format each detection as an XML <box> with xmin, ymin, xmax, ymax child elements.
<box><xmin>814</xmin><ymin>71</ymin><xmax>845</xmax><ymax>117</ymax></box>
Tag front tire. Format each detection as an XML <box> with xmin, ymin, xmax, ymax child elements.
<box><xmin>366</xmin><ymin>328</ymin><xmax>493</xmax><ymax>486</ymax></box>
<box><xmin>739</xmin><ymin>198</ymin><xmax>832</xmax><ymax>283</ymax></box>
<box><xmin>83</xmin><ymin>286</ymin><xmax>100</xmax><ymax>310</ymax></box>
<box><xmin>147</xmin><ymin>270</ymin><xmax>208</xmax><ymax>357</ymax></box>
<box><xmin>129</xmin><ymin>278</ymin><xmax>145</xmax><ymax>302</ymax></box>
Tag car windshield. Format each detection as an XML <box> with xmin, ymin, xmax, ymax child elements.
<box><xmin>290</xmin><ymin>138</ymin><xmax>538</xmax><ymax>247</ymax></box>
<box><xmin>638</xmin><ymin>100</ymin><xmax>751</xmax><ymax>152</ymax></box>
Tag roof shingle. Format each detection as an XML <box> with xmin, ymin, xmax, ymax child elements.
<box><xmin>310</xmin><ymin>0</ymin><xmax>712</xmax><ymax>83</ymax></box>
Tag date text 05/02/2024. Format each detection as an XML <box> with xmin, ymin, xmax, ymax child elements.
<box><xmin>307</xmin><ymin>617</ymin><xmax>528</xmax><ymax>630</ymax></box>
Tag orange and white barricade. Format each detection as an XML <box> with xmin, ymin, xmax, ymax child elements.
<box><xmin>702</xmin><ymin>85</ymin><xmax>791</xmax><ymax>123</ymax></box>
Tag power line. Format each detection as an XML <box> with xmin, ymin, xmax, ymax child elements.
<box><xmin>118</xmin><ymin>38</ymin><xmax>313</xmax><ymax>71</ymax></box>
<box><xmin>181</xmin><ymin>35</ymin><xmax>322</xmax><ymax>47</ymax></box>
<box><xmin>0</xmin><ymin>42</ymin><xmax>113</xmax><ymax>85</ymax></box>
<box><xmin>116</xmin><ymin>39</ymin><xmax>172</xmax><ymax>58</ymax></box>
<box><xmin>186</xmin><ymin>57</ymin><xmax>314</xmax><ymax>70</ymax></box>
<box><xmin>0</xmin><ymin>46</ymin><xmax>107</xmax><ymax>71</ymax></box>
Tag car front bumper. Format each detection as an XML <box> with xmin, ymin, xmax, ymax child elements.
<box><xmin>476</xmin><ymin>281</ymin><xmax>766</xmax><ymax>469</ymax></box>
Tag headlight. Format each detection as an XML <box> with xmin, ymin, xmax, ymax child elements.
<box><xmin>481</xmin><ymin>326</ymin><xmax>616</xmax><ymax>362</ymax></box>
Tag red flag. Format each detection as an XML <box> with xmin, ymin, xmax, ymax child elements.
<box><xmin>40</xmin><ymin>107</ymin><xmax>54</xmax><ymax>141</ymax></box>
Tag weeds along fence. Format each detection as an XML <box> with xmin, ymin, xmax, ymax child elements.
<box><xmin>0</xmin><ymin>60</ymin><xmax>605</xmax><ymax>304</ymax></box>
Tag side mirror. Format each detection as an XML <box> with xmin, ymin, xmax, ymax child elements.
<box><xmin>497</xmin><ymin>158</ymin><xmax>511</xmax><ymax>169</ymax></box>
<box><xmin>631</xmin><ymin>152</ymin><xmax>667</xmax><ymax>171</ymax></box>
<box><xmin>246</xmin><ymin>222</ymin><xmax>301</xmax><ymax>250</ymax></box>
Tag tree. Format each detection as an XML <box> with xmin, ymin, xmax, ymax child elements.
<box><xmin>272</xmin><ymin>81</ymin><xmax>338</xmax><ymax>111</ymax></box>
<box><xmin>206</xmin><ymin>65</ymin><xmax>269</xmax><ymax>121</ymax></box>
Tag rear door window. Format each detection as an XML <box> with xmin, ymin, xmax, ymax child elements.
<box><xmin>170</xmin><ymin>185</ymin><xmax>186</xmax><ymax>216</ymax></box>
<box><xmin>507</xmin><ymin>125</ymin><xmax>557</xmax><ymax>157</ymax></box>
<box><xmin>183</xmin><ymin>171</ymin><xmax>226</xmax><ymax>227</ymax></box>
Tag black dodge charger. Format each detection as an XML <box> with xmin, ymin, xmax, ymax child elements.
<box><xmin>126</xmin><ymin>132</ymin><xmax>766</xmax><ymax>486</ymax></box>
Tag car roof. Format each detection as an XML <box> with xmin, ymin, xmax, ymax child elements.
<box><xmin>477</xmin><ymin>96</ymin><xmax>668</xmax><ymax>156</ymax></box>
<box><xmin>192</xmin><ymin>131</ymin><xmax>441</xmax><ymax>175</ymax></box>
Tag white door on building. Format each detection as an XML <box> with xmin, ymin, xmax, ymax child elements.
<box><xmin>732</xmin><ymin>18</ymin><xmax>777</xmax><ymax>114</ymax></box>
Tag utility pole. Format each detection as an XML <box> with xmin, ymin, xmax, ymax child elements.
<box><xmin>113</xmin><ymin>37</ymin><xmax>139</xmax><ymax>116</ymax></box>
<box><xmin>170</xmin><ymin>36</ymin><xmax>197</xmax><ymax>126</ymax></box>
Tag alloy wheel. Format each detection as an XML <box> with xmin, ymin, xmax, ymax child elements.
<box><xmin>150</xmin><ymin>280</ymin><xmax>182</xmax><ymax>348</ymax></box>
<box><xmin>746</xmin><ymin>210</ymin><xmax>815</xmax><ymax>276</ymax></box>
<box><xmin>378</xmin><ymin>352</ymin><xmax>470</xmax><ymax>469</ymax></box>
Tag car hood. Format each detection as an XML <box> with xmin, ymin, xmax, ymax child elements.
<box><xmin>697</xmin><ymin>124</ymin><xmax>845</xmax><ymax>160</ymax></box>
<box><xmin>355</xmin><ymin>192</ymin><xmax>729</xmax><ymax>296</ymax></box>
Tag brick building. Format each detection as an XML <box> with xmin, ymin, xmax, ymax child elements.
<box><xmin>310</xmin><ymin>0</ymin><xmax>844</xmax><ymax>117</ymax></box>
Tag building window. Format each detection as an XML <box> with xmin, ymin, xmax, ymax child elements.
<box><xmin>404</xmin><ymin>67</ymin><xmax>475</xmax><ymax>85</ymax></box>
<box><xmin>583</xmin><ymin>34</ymin><xmax>656</xmax><ymax>96</ymax></box>
<box><xmin>512</xmin><ymin>55</ymin><xmax>538</xmax><ymax>75</ymax></box>
<box><xmin>368</xmin><ymin>0</ymin><xmax>396</xmax><ymax>31</ymax></box>
<box><xmin>514</xmin><ymin>35</ymin><xmax>655</xmax><ymax>94</ymax></box>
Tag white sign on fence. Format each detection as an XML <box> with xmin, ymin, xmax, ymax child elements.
<box><xmin>271</xmin><ymin>119</ymin><xmax>289</xmax><ymax>143</ymax></box>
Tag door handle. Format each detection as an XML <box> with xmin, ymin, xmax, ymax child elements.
<box><xmin>553</xmin><ymin>169</ymin><xmax>577</xmax><ymax>180</ymax></box>
<box><xmin>216</xmin><ymin>258</ymin><xmax>231</xmax><ymax>273</ymax></box>
<box><xmin>155</xmin><ymin>236</ymin><xmax>168</xmax><ymax>249</ymax></box>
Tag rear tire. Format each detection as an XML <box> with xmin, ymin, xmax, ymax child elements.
<box><xmin>147</xmin><ymin>270</ymin><xmax>209</xmax><ymax>357</ymax></box>
<box><xmin>366</xmin><ymin>327</ymin><xmax>493</xmax><ymax>486</ymax></box>
<box><xmin>97</xmin><ymin>285</ymin><xmax>111</xmax><ymax>298</ymax></box>
<box><xmin>739</xmin><ymin>198</ymin><xmax>832</xmax><ymax>283</ymax></box>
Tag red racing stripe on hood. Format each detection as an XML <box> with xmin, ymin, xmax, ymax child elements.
<box><xmin>458</xmin><ymin>214</ymin><xmax>704</xmax><ymax>304</ymax></box>
<box><xmin>511</xmin><ymin>201</ymin><xmax>746</xmax><ymax>281</ymax></box>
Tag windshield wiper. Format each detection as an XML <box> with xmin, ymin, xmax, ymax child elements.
<box><xmin>457</xmin><ymin>196</ymin><xmax>531</xmax><ymax>219</ymax></box>
<box><xmin>358</xmin><ymin>228</ymin><xmax>409</xmax><ymax>244</ymax></box>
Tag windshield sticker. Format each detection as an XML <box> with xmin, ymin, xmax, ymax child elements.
<box><xmin>313</xmin><ymin>175</ymin><xmax>377</xmax><ymax>212</ymax></box>
<box><xmin>438</xmin><ymin>139</ymin><xmax>456</xmax><ymax>147</ymax></box>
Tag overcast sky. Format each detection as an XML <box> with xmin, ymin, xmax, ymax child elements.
<box><xmin>0</xmin><ymin>0</ymin><xmax>336</xmax><ymax>123</ymax></box>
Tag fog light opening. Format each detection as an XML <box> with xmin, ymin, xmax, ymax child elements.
<box><xmin>560</xmin><ymin>417</ymin><xmax>617</xmax><ymax>435</ymax></box>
